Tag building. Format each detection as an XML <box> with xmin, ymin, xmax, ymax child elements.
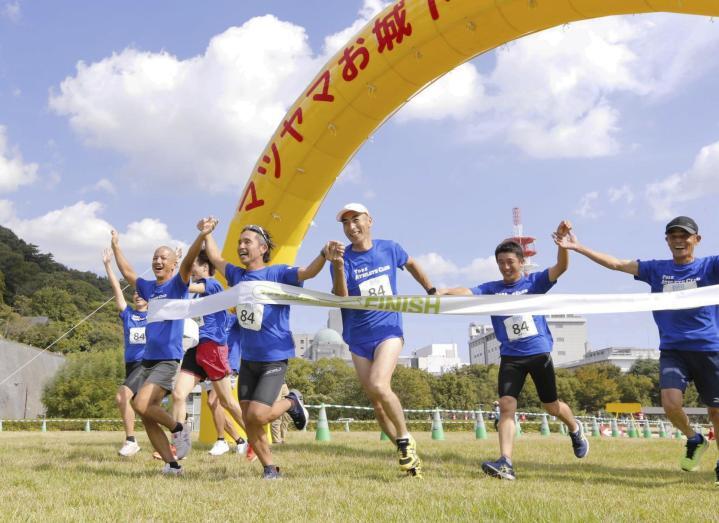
<box><xmin>327</xmin><ymin>309</ymin><xmax>343</xmax><ymax>336</ymax></box>
<box><xmin>0</xmin><ymin>339</ymin><xmax>65</xmax><ymax>418</ymax></box>
<box><xmin>292</xmin><ymin>333</ymin><xmax>312</xmax><ymax>359</ymax></box>
<box><xmin>467</xmin><ymin>314</ymin><xmax>589</xmax><ymax>366</ymax></box>
<box><xmin>306</xmin><ymin>328</ymin><xmax>351</xmax><ymax>362</ymax></box>
<box><xmin>410</xmin><ymin>343</ymin><xmax>463</xmax><ymax>375</ymax></box>
<box><xmin>558</xmin><ymin>346</ymin><xmax>660</xmax><ymax>373</ymax></box>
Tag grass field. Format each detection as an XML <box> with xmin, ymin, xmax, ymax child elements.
<box><xmin>1</xmin><ymin>431</ymin><xmax>717</xmax><ymax>522</ymax></box>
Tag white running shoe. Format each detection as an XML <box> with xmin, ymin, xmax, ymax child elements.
<box><xmin>161</xmin><ymin>463</ymin><xmax>183</xmax><ymax>476</ymax></box>
<box><xmin>172</xmin><ymin>423</ymin><xmax>192</xmax><ymax>460</ymax></box>
<box><xmin>236</xmin><ymin>441</ymin><xmax>249</xmax><ymax>456</ymax></box>
<box><xmin>208</xmin><ymin>439</ymin><xmax>230</xmax><ymax>456</ymax></box>
<box><xmin>118</xmin><ymin>440</ymin><xmax>140</xmax><ymax>457</ymax></box>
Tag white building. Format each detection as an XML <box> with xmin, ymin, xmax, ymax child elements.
<box><xmin>467</xmin><ymin>315</ymin><xmax>589</xmax><ymax>366</ymax></box>
<box><xmin>410</xmin><ymin>343</ymin><xmax>463</xmax><ymax>375</ymax></box>
<box><xmin>292</xmin><ymin>333</ymin><xmax>312</xmax><ymax>359</ymax></box>
<box><xmin>306</xmin><ymin>328</ymin><xmax>351</xmax><ymax>362</ymax></box>
<box><xmin>558</xmin><ymin>346</ymin><xmax>660</xmax><ymax>373</ymax></box>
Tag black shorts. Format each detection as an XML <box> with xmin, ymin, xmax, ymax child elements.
<box><xmin>124</xmin><ymin>360</ymin><xmax>143</xmax><ymax>380</ymax></box>
<box><xmin>498</xmin><ymin>353</ymin><xmax>558</xmax><ymax>404</ymax></box>
<box><xmin>660</xmin><ymin>350</ymin><xmax>719</xmax><ymax>407</ymax></box>
<box><xmin>180</xmin><ymin>347</ymin><xmax>207</xmax><ymax>380</ymax></box>
<box><xmin>238</xmin><ymin>359</ymin><xmax>288</xmax><ymax>406</ymax></box>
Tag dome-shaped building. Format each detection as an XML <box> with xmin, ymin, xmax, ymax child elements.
<box><xmin>308</xmin><ymin>327</ymin><xmax>351</xmax><ymax>361</ymax></box>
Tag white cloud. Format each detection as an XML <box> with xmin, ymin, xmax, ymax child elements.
<box><xmin>646</xmin><ymin>141</ymin><xmax>719</xmax><ymax>220</ymax></box>
<box><xmin>574</xmin><ymin>191</ymin><xmax>600</xmax><ymax>219</ymax></box>
<box><xmin>413</xmin><ymin>252</ymin><xmax>499</xmax><ymax>287</ymax></box>
<box><xmin>2</xmin><ymin>1</ymin><xmax>20</xmax><ymax>22</ymax></box>
<box><xmin>80</xmin><ymin>178</ymin><xmax>116</xmax><ymax>195</ymax></box>
<box><xmin>608</xmin><ymin>184</ymin><xmax>634</xmax><ymax>204</ymax></box>
<box><xmin>398</xmin><ymin>15</ymin><xmax>719</xmax><ymax>158</ymax></box>
<box><xmin>0</xmin><ymin>125</ymin><xmax>38</xmax><ymax>193</ymax></box>
<box><xmin>0</xmin><ymin>200</ymin><xmax>186</xmax><ymax>273</ymax></box>
<box><xmin>49</xmin><ymin>16</ymin><xmax>321</xmax><ymax>193</ymax></box>
<box><xmin>322</xmin><ymin>0</ymin><xmax>390</xmax><ymax>57</ymax></box>
<box><xmin>337</xmin><ymin>159</ymin><xmax>363</xmax><ymax>184</ymax></box>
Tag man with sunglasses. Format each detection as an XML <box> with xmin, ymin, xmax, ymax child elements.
<box><xmin>555</xmin><ymin>216</ymin><xmax>719</xmax><ymax>484</ymax></box>
<box><xmin>328</xmin><ymin>203</ymin><xmax>436</xmax><ymax>478</ymax></box>
<box><xmin>196</xmin><ymin>216</ymin><xmax>340</xmax><ymax>479</ymax></box>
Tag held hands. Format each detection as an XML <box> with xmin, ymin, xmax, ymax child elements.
<box><xmin>552</xmin><ymin>220</ymin><xmax>579</xmax><ymax>250</ymax></box>
<box><xmin>196</xmin><ymin>216</ymin><xmax>219</xmax><ymax>236</ymax></box>
<box><xmin>324</xmin><ymin>240</ymin><xmax>345</xmax><ymax>263</ymax></box>
<box><xmin>102</xmin><ymin>248</ymin><xmax>112</xmax><ymax>265</ymax></box>
<box><xmin>110</xmin><ymin>229</ymin><xmax>119</xmax><ymax>246</ymax></box>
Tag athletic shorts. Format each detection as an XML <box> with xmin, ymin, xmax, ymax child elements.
<box><xmin>124</xmin><ymin>360</ymin><xmax>142</xmax><ymax>380</ymax></box>
<box><xmin>349</xmin><ymin>335</ymin><xmax>403</xmax><ymax>361</ymax></box>
<box><xmin>660</xmin><ymin>350</ymin><xmax>719</xmax><ymax>407</ymax></box>
<box><xmin>180</xmin><ymin>340</ymin><xmax>230</xmax><ymax>381</ymax></box>
<box><xmin>124</xmin><ymin>359</ymin><xmax>179</xmax><ymax>395</ymax></box>
<box><xmin>498</xmin><ymin>353</ymin><xmax>558</xmax><ymax>404</ymax></box>
<box><xmin>238</xmin><ymin>359</ymin><xmax>288</xmax><ymax>406</ymax></box>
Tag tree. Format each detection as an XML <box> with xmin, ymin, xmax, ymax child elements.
<box><xmin>618</xmin><ymin>374</ymin><xmax>654</xmax><ymax>405</ymax></box>
<box><xmin>391</xmin><ymin>366</ymin><xmax>434</xmax><ymax>411</ymax></box>
<box><xmin>430</xmin><ymin>371</ymin><xmax>478</xmax><ymax>410</ymax></box>
<box><xmin>572</xmin><ymin>364</ymin><xmax>621</xmax><ymax>413</ymax></box>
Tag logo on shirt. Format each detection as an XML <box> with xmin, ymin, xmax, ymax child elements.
<box><xmin>354</xmin><ymin>265</ymin><xmax>390</xmax><ymax>281</ymax></box>
<box><xmin>660</xmin><ymin>275</ymin><xmax>700</xmax><ymax>286</ymax></box>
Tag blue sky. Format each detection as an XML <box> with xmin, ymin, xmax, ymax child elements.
<box><xmin>2</xmin><ymin>1</ymin><xmax>719</xmax><ymax>360</ymax></box>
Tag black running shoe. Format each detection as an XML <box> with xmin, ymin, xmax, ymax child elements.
<box><xmin>285</xmin><ymin>389</ymin><xmax>308</xmax><ymax>430</ymax></box>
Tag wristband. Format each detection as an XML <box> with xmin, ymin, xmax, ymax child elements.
<box><xmin>320</xmin><ymin>248</ymin><xmax>327</xmax><ymax>259</ymax></box>
<box><xmin>427</xmin><ymin>287</ymin><xmax>437</xmax><ymax>295</ymax></box>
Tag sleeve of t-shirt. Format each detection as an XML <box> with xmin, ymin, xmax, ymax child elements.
<box><xmin>634</xmin><ymin>259</ymin><xmax>652</xmax><ymax>284</ymax></box>
<box><xmin>224</xmin><ymin>262</ymin><xmax>243</xmax><ymax>286</ymax></box>
<box><xmin>393</xmin><ymin>241</ymin><xmax>409</xmax><ymax>269</ymax></box>
<box><xmin>529</xmin><ymin>269</ymin><xmax>555</xmax><ymax>294</ymax></box>
<box><xmin>119</xmin><ymin>306</ymin><xmax>131</xmax><ymax>321</ymax></box>
<box><xmin>170</xmin><ymin>272</ymin><xmax>189</xmax><ymax>297</ymax></box>
<box><xmin>203</xmin><ymin>278</ymin><xmax>223</xmax><ymax>296</ymax></box>
<box><xmin>707</xmin><ymin>255</ymin><xmax>719</xmax><ymax>283</ymax></box>
<box><xmin>280</xmin><ymin>265</ymin><xmax>303</xmax><ymax>287</ymax></box>
<box><xmin>470</xmin><ymin>284</ymin><xmax>487</xmax><ymax>296</ymax></box>
<box><xmin>135</xmin><ymin>278</ymin><xmax>151</xmax><ymax>302</ymax></box>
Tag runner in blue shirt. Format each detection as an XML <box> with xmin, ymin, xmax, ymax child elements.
<box><xmin>439</xmin><ymin>221</ymin><xmax>588</xmax><ymax>481</ymax></box>
<box><xmin>199</xmin><ymin>216</ymin><xmax>339</xmax><ymax>479</ymax></box>
<box><xmin>329</xmin><ymin>203</ymin><xmax>436</xmax><ymax>478</ymax></box>
<box><xmin>111</xmin><ymin>227</ymin><xmax>205</xmax><ymax>476</ymax></box>
<box><xmin>556</xmin><ymin>216</ymin><xmax>719</xmax><ymax>483</ymax></box>
<box><xmin>170</xmin><ymin>249</ymin><xmax>248</xmax><ymax>458</ymax></box>
<box><xmin>103</xmin><ymin>248</ymin><xmax>147</xmax><ymax>458</ymax></box>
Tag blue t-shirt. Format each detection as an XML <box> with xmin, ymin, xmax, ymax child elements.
<box><xmin>136</xmin><ymin>273</ymin><xmax>189</xmax><ymax>360</ymax></box>
<box><xmin>635</xmin><ymin>256</ymin><xmax>719</xmax><ymax>351</ymax></box>
<box><xmin>225</xmin><ymin>313</ymin><xmax>241</xmax><ymax>372</ymax></box>
<box><xmin>224</xmin><ymin>263</ymin><xmax>302</xmax><ymax>362</ymax></box>
<box><xmin>331</xmin><ymin>239</ymin><xmax>408</xmax><ymax>345</ymax></box>
<box><xmin>119</xmin><ymin>306</ymin><xmax>146</xmax><ymax>363</ymax></box>
<box><xmin>470</xmin><ymin>269</ymin><xmax>555</xmax><ymax>357</ymax></box>
<box><xmin>195</xmin><ymin>277</ymin><xmax>228</xmax><ymax>344</ymax></box>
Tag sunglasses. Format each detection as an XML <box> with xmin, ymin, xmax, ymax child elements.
<box><xmin>243</xmin><ymin>224</ymin><xmax>270</xmax><ymax>244</ymax></box>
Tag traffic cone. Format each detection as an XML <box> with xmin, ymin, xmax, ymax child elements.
<box><xmin>628</xmin><ymin>420</ymin><xmax>638</xmax><ymax>438</ymax></box>
<box><xmin>658</xmin><ymin>421</ymin><xmax>667</xmax><ymax>438</ymax></box>
<box><xmin>315</xmin><ymin>404</ymin><xmax>331</xmax><ymax>442</ymax></box>
<box><xmin>592</xmin><ymin>417</ymin><xmax>600</xmax><ymax>437</ymax></box>
<box><xmin>41</xmin><ymin>419</ymin><xmax>47</xmax><ymax>433</ymax></box>
<box><xmin>0</xmin><ymin>419</ymin><xmax>3</xmax><ymax>432</ymax></box>
<box><xmin>540</xmin><ymin>414</ymin><xmax>550</xmax><ymax>436</ymax></box>
<box><xmin>611</xmin><ymin>418</ymin><xmax>619</xmax><ymax>437</ymax></box>
<box><xmin>431</xmin><ymin>409</ymin><xmax>445</xmax><ymax>440</ymax></box>
<box><xmin>642</xmin><ymin>420</ymin><xmax>652</xmax><ymax>439</ymax></box>
<box><xmin>380</xmin><ymin>431</ymin><xmax>390</xmax><ymax>441</ymax></box>
<box><xmin>674</xmin><ymin>428</ymin><xmax>682</xmax><ymax>439</ymax></box>
<box><xmin>475</xmin><ymin>410</ymin><xmax>487</xmax><ymax>440</ymax></box>
<box><xmin>514</xmin><ymin>414</ymin><xmax>522</xmax><ymax>438</ymax></box>
<box><xmin>85</xmin><ymin>420</ymin><xmax>91</xmax><ymax>432</ymax></box>
<box><xmin>559</xmin><ymin>422</ymin><xmax>567</xmax><ymax>435</ymax></box>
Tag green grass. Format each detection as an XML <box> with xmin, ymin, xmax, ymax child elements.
<box><xmin>1</xmin><ymin>431</ymin><xmax>717</xmax><ymax>522</ymax></box>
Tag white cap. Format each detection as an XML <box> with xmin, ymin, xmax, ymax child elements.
<box><xmin>336</xmin><ymin>202</ymin><xmax>370</xmax><ymax>222</ymax></box>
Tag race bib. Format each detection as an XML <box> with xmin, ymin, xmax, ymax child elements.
<box><xmin>662</xmin><ymin>280</ymin><xmax>698</xmax><ymax>293</ymax></box>
<box><xmin>237</xmin><ymin>303</ymin><xmax>264</xmax><ymax>331</ymax></box>
<box><xmin>129</xmin><ymin>327</ymin><xmax>146</xmax><ymax>345</ymax></box>
<box><xmin>504</xmin><ymin>315</ymin><xmax>538</xmax><ymax>341</ymax></box>
<box><xmin>359</xmin><ymin>274</ymin><xmax>392</xmax><ymax>297</ymax></box>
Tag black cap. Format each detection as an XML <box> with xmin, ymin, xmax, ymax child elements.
<box><xmin>665</xmin><ymin>216</ymin><xmax>698</xmax><ymax>235</ymax></box>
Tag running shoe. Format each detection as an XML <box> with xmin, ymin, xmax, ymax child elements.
<box><xmin>246</xmin><ymin>445</ymin><xmax>258</xmax><ymax>462</ymax></box>
<box><xmin>208</xmin><ymin>439</ymin><xmax>230</xmax><ymax>456</ymax></box>
<box><xmin>481</xmin><ymin>456</ymin><xmax>516</xmax><ymax>481</ymax></box>
<box><xmin>569</xmin><ymin>422</ymin><xmax>589</xmax><ymax>459</ymax></box>
<box><xmin>681</xmin><ymin>433</ymin><xmax>709</xmax><ymax>472</ymax></box>
<box><xmin>406</xmin><ymin>462</ymin><xmax>424</xmax><ymax>479</ymax></box>
<box><xmin>236</xmin><ymin>441</ymin><xmax>249</xmax><ymax>456</ymax></box>
<box><xmin>161</xmin><ymin>463</ymin><xmax>183</xmax><ymax>476</ymax></box>
<box><xmin>396</xmin><ymin>436</ymin><xmax>420</xmax><ymax>472</ymax></box>
<box><xmin>262</xmin><ymin>466</ymin><xmax>281</xmax><ymax>480</ymax></box>
<box><xmin>173</xmin><ymin>422</ymin><xmax>192</xmax><ymax>460</ymax></box>
<box><xmin>118</xmin><ymin>440</ymin><xmax>140</xmax><ymax>457</ymax></box>
<box><xmin>285</xmin><ymin>389</ymin><xmax>309</xmax><ymax>430</ymax></box>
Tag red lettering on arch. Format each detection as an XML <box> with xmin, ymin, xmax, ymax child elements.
<box><xmin>306</xmin><ymin>70</ymin><xmax>334</xmax><ymax>103</ymax></box>
<box><xmin>238</xmin><ymin>181</ymin><xmax>264</xmax><ymax>212</ymax></box>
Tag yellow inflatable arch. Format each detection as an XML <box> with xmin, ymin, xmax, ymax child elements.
<box><xmin>223</xmin><ymin>0</ymin><xmax>719</xmax><ymax>262</ymax></box>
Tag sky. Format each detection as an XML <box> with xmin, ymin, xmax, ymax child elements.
<box><xmin>2</xmin><ymin>1</ymin><xmax>719</xmax><ymax>361</ymax></box>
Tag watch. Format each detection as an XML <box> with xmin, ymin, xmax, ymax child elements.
<box><xmin>427</xmin><ymin>287</ymin><xmax>437</xmax><ymax>295</ymax></box>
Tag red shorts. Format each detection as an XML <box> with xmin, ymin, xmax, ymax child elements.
<box><xmin>195</xmin><ymin>340</ymin><xmax>230</xmax><ymax>381</ymax></box>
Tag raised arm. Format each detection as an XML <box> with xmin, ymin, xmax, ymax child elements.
<box><xmin>404</xmin><ymin>257</ymin><xmax>436</xmax><ymax>294</ymax></box>
<box><xmin>103</xmin><ymin>248</ymin><xmax>127</xmax><ymax>311</ymax></box>
<box><xmin>198</xmin><ymin>217</ymin><xmax>228</xmax><ymax>276</ymax></box>
<box><xmin>110</xmin><ymin>230</ymin><xmax>138</xmax><ymax>287</ymax></box>
<box><xmin>179</xmin><ymin>218</ymin><xmax>216</xmax><ymax>284</ymax></box>
<box><xmin>297</xmin><ymin>241</ymin><xmax>343</xmax><ymax>282</ymax></box>
<box><xmin>328</xmin><ymin>243</ymin><xmax>348</xmax><ymax>297</ymax></box>
<box><xmin>554</xmin><ymin>228</ymin><xmax>638</xmax><ymax>276</ymax></box>
<box><xmin>548</xmin><ymin>220</ymin><xmax>570</xmax><ymax>283</ymax></box>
